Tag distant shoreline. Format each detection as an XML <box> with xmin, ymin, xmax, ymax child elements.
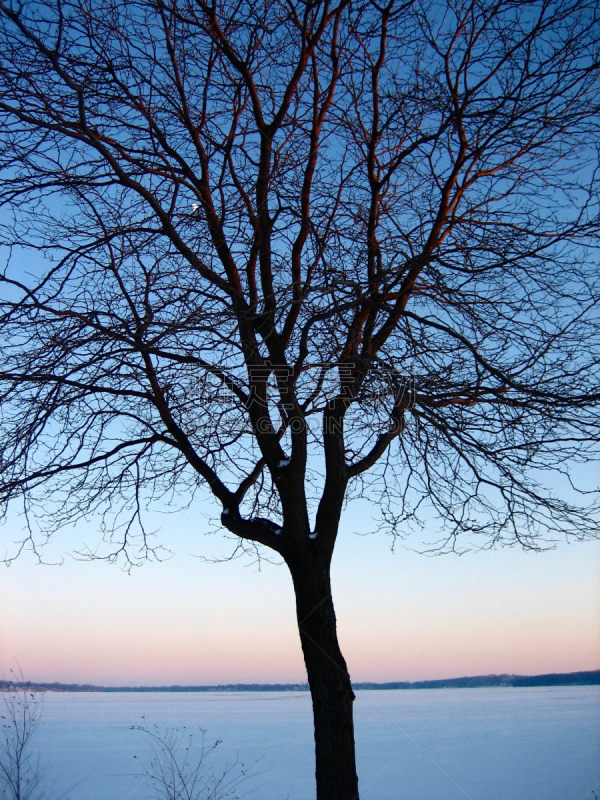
<box><xmin>2</xmin><ymin>669</ymin><xmax>598</xmax><ymax>693</ymax></box>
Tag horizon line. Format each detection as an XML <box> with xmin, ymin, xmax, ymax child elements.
<box><xmin>3</xmin><ymin>668</ymin><xmax>598</xmax><ymax>693</ymax></box>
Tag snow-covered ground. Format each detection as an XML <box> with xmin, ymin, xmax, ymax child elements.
<box><xmin>36</xmin><ymin>686</ymin><xmax>599</xmax><ymax>800</ymax></box>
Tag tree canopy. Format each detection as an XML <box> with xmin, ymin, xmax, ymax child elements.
<box><xmin>1</xmin><ymin>0</ymin><xmax>598</xmax><ymax>559</ymax></box>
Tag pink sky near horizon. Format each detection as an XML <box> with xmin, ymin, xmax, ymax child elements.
<box><xmin>1</xmin><ymin>505</ymin><xmax>598</xmax><ymax>687</ymax></box>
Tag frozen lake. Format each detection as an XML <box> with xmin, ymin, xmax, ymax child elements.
<box><xmin>33</xmin><ymin>686</ymin><xmax>599</xmax><ymax>800</ymax></box>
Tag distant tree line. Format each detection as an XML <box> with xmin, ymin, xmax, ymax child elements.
<box><xmin>3</xmin><ymin>671</ymin><xmax>597</xmax><ymax>693</ymax></box>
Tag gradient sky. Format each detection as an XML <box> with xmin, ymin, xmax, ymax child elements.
<box><xmin>1</xmin><ymin>493</ymin><xmax>598</xmax><ymax>686</ymax></box>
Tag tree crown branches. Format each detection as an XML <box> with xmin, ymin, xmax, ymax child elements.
<box><xmin>0</xmin><ymin>0</ymin><xmax>599</xmax><ymax>564</ymax></box>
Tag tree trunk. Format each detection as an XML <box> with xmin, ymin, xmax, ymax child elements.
<box><xmin>289</xmin><ymin>556</ymin><xmax>359</xmax><ymax>800</ymax></box>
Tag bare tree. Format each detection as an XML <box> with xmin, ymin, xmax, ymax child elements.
<box><xmin>134</xmin><ymin>723</ymin><xmax>254</xmax><ymax>800</ymax></box>
<box><xmin>0</xmin><ymin>0</ymin><xmax>599</xmax><ymax>797</ymax></box>
<box><xmin>0</xmin><ymin>674</ymin><xmax>46</xmax><ymax>800</ymax></box>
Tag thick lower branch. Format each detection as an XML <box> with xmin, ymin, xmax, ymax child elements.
<box><xmin>220</xmin><ymin>509</ymin><xmax>285</xmax><ymax>552</ymax></box>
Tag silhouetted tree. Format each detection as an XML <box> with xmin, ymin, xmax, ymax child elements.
<box><xmin>0</xmin><ymin>673</ymin><xmax>46</xmax><ymax>800</ymax></box>
<box><xmin>134</xmin><ymin>722</ymin><xmax>251</xmax><ymax>800</ymax></box>
<box><xmin>0</xmin><ymin>1</ymin><xmax>599</xmax><ymax>797</ymax></box>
